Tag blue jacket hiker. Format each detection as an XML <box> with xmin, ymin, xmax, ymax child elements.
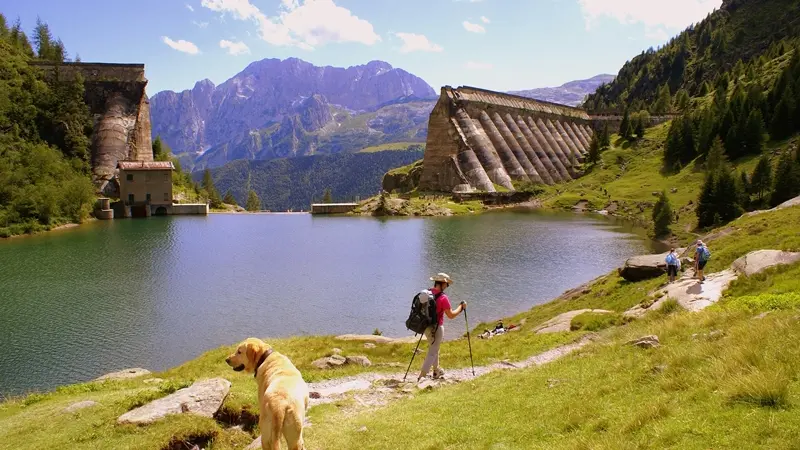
<box><xmin>665</xmin><ymin>248</ymin><xmax>680</xmax><ymax>283</ymax></box>
<box><xmin>695</xmin><ymin>240</ymin><xmax>711</xmax><ymax>282</ymax></box>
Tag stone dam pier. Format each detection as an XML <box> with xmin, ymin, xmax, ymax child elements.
<box><xmin>419</xmin><ymin>86</ymin><xmax>672</xmax><ymax>193</ymax></box>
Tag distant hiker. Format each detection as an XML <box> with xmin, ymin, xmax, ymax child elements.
<box><xmin>695</xmin><ymin>240</ymin><xmax>711</xmax><ymax>282</ymax></box>
<box><xmin>665</xmin><ymin>248</ymin><xmax>680</xmax><ymax>283</ymax></box>
<box><xmin>418</xmin><ymin>273</ymin><xmax>466</xmax><ymax>382</ymax></box>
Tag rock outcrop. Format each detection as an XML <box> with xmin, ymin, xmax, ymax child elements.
<box><xmin>382</xmin><ymin>160</ymin><xmax>424</xmax><ymax>193</ymax></box>
<box><xmin>63</xmin><ymin>400</ymin><xmax>100</xmax><ymax>413</ymax></box>
<box><xmin>619</xmin><ymin>249</ymin><xmax>686</xmax><ymax>282</ymax></box>
<box><xmin>731</xmin><ymin>250</ymin><xmax>800</xmax><ymax>276</ymax></box>
<box><xmin>628</xmin><ymin>335</ymin><xmax>660</xmax><ymax>349</ymax></box>
<box><xmin>534</xmin><ymin>309</ymin><xmax>613</xmax><ymax>334</ymax></box>
<box><xmin>117</xmin><ymin>378</ymin><xmax>230</xmax><ymax>425</ymax></box>
<box><xmin>95</xmin><ymin>368</ymin><xmax>151</xmax><ymax>381</ymax></box>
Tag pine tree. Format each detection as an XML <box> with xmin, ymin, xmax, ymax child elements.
<box><xmin>697</xmin><ymin>173</ymin><xmax>718</xmax><ymax>228</ymax></box>
<box><xmin>223</xmin><ymin>191</ymin><xmax>237</xmax><ymax>206</ymax></box>
<box><xmin>770</xmin><ymin>150</ymin><xmax>800</xmax><ymax>207</ymax></box>
<box><xmin>737</xmin><ymin>171</ymin><xmax>750</xmax><ymax>210</ymax></box>
<box><xmin>202</xmin><ymin>168</ymin><xmax>223</xmax><ymax>208</ymax></box>
<box><xmin>600</xmin><ymin>123</ymin><xmax>611</xmax><ymax>148</ymax></box>
<box><xmin>705</xmin><ymin>137</ymin><xmax>727</xmax><ymax>173</ymax></box>
<box><xmin>322</xmin><ymin>188</ymin><xmax>333</xmax><ymax>203</ymax></box>
<box><xmin>620</xmin><ymin>108</ymin><xmax>632</xmax><ymax>140</ymax></box>
<box><xmin>716</xmin><ymin>169</ymin><xmax>744</xmax><ymax>223</ymax></box>
<box><xmin>675</xmin><ymin>89</ymin><xmax>690</xmax><ymax>111</ymax></box>
<box><xmin>743</xmin><ymin>109</ymin><xmax>765</xmax><ymax>155</ymax></box>
<box><xmin>750</xmin><ymin>154</ymin><xmax>772</xmax><ymax>206</ymax></box>
<box><xmin>33</xmin><ymin>17</ymin><xmax>53</xmax><ymax>60</ymax></box>
<box><xmin>246</xmin><ymin>190</ymin><xmax>261</xmax><ymax>211</ymax></box>
<box><xmin>587</xmin><ymin>133</ymin><xmax>601</xmax><ymax>164</ymax></box>
<box><xmin>152</xmin><ymin>136</ymin><xmax>166</xmax><ymax>160</ymax></box>
<box><xmin>652</xmin><ymin>190</ymin><xmax>672</xmax><ymax>237</ymax></box>
<box><xmin>697</xmin><ymin>107</ymin><xmax>717</xmax><ymax>156</ymax></box>
<box><xmin>652</xmin><ymin>84</ymin><xmax>672</xmax><ymax>114</ymax></box>
<box><xmin>770</xmin><ymin>89</ymin><xmax>795</xmax><ymax>140</ymax></box>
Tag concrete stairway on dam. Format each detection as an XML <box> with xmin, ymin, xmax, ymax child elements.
<box><xmin>419</xmin><ymin>86</ymin><xmax>597</xmax><ymax>193</ymax></box>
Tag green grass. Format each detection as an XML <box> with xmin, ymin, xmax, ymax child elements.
<box><xmin>358</xmin><ymin>142</ymin><xmax>424</xmax><ymax>153</ymax></box>
<box><xmin>305</xmin><ymin>309</ymin><xmax>800</xmax><ymax>449</ymax></box>
<box><xmin>570</xmin><ymin>311</ymin><xmax>626</xmax><ymax>332</ymax></box>
<box><xmin>537</xmin><ymin>123</ymin><xmax>766</xmax><ymax>240</ymax></box>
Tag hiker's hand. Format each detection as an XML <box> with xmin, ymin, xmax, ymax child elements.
<box><xmin>460</xmin><ymin>301</ymin><xmax>467</xmax><ymax>310</ymax></box>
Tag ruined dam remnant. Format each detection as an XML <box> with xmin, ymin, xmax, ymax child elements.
<box><xmin>31</xmin><ymin>62</ymin><xmax>153</xmax><ymax>195</ymax></box>
<box><xmin>419</xmin><ymin>86</ymin><xmax>597</xmax><ymax>193</ymax></box>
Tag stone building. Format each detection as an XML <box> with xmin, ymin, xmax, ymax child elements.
<box><xmin>117</xmin><ymin>161</ymin><xmax>174</xmax><ymax>216</ymax></box>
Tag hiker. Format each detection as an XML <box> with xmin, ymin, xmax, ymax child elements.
<box><xmin>695</xmin><ymin>240</ymin><xmax>710</xmax><ymax>282</ymax></box>
<box><xmin>665</xmin><ymin>248</ymin><xmax>680</xmax><ymax>283</ymax></box>
<box><xmin>418</xmin><ymin>273</ymin><xmax>466</xmax><ymax>381</ymax></box>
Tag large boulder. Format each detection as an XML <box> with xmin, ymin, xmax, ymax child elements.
<box><xmin>619</xmin><ymin>248</ymin><xmax>686</xmax><ymax>282</ymax></box>
<box><xmin>95</xmin><ymin>368</ymin><xmax>151</xmax><ymax>381</ymax></box>
<box><xmin>731</xmin><ymin>250</ymin><xmax>800</xmax><ymax>277</ymax></box>
<box><xmin>63</xmin><ymin>400</ymin><xmax>100</xmax><ymax>414</ymax></box>
<box><xmin>117</xmin><ymin>378</ymin><xmax>231</xmax><ymax>425</ymax></box>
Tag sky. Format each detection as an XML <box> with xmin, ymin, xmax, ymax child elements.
<box><xmin>2</xmin><ymin>0</ymin><xmax>722</xmax><ymax>95</ymax></box>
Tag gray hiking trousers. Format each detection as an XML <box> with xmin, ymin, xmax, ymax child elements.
<box><xmin>421</xmin><ymin>325</ymin><xmax>444</xmax><ymax>375</ymax></box>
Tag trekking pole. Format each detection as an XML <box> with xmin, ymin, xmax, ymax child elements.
<box><xmin>462</xmin><ymin>302</ymin><xmax>475</xmax><ymax>376</ymax></box>
<box><xmin>403</xmin><ymin>333</ymin><xmax>425</xmax><ymax>382</ymax></box>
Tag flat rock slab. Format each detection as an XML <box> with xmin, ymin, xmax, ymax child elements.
<box><xmin>619</xmin><ymin>249</ymin><xmax>686</xmax><ymax>282</ymax></box>
<box><xmin>117</xmin><ymin>378</ymin><xmax>231</xmax><ymax>425</ymax></box>
<box><xmin>625</xmin><ymin>269</ymin><xmax>739</xmax><ymax>318</ymax></box>
<box><xmin>63</xmin><ymin>400</ymin><xmax>100</xmax><ymax>413</ymax></box>
<box><xmin>731</xmin><ymin>250</ymin><xmax>800</xmax><ymax>277</ymax></box>
<box><xmin>628</xmin><ymin>335</ymin><xmax>660</xmax><ymax>349</ymax></box>
<box><xmin>534</xmin><ymin>309</ymin><xmax>613</xmax><ymax>334</ymax></box>
<box><xmin>95</xmin><ymin>368</ymin><xmax>151</xmax><ymax>381</ymax></box>
<box><xmin>746</xmin><ymin>195</ymin><xmax>800</xmax><ymax>216</ymax></box>
<box><xmin>335</xmin><ymin>334</ymin><xmax>423</xmax><ymax>344</ymax></box>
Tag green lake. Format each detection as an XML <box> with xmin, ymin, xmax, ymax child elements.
<box><xmin>0</xmin><ymin>210</ymin><xmax>663</xmax><ymax>396</ymax></box>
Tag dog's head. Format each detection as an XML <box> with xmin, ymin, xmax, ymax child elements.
<box><xmin>225</xmin><ymin>338</ymin><xmax>272</xmax><ymax>373</ymax></box>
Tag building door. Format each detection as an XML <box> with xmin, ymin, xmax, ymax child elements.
<box><xmin>128</xmin><ymin>194</ymin><xmax>134</xmax><ymax>204</ymax></box>
<box><xmin>146</xmin><ymin>193</ymin><xmax>151</xmax><ymax>203</ymax></box>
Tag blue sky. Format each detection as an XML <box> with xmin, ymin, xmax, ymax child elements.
<box><xmin>3</xmin><ymin>0</ymin><xmax>722</xmax><ymax>95</ymax></box>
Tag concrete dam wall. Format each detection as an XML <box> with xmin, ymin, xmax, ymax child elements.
<box><xmin>31</xmin><ymin>62</ymin><xmax>154</xmax><ymax>195</ymax></box>
<box><xmin>419</xmin><ymin>86</ymin><xmax>597</xmax><ymax>193</ymax></box>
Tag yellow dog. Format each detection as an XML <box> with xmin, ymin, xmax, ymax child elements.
<box><xmin>226</xmin><ymin>338</ymin><xmax>309</xmax><ymax>450</ymax></box>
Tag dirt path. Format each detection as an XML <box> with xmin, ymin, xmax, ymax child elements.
<box><xmin>307</xmin><ymin>334</ymin><xmax>597</xmax><ymax>410</ymax></box>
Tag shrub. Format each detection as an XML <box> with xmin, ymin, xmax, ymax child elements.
<box><xmin>725</xmin><ymin>292</ymin><xmax>800</xmax><ymax>311</ymax></box>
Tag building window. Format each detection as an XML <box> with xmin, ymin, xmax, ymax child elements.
<box><xmin>128</xmin><ymin>194</ymin><xmax>134</xmax><ymax>204</ymax></box>
<box><xmin>146</xmin><ymin>193</ymin><xmax>151</xmax><ymax>202</ymax></box>
<box><xmin>163</xmin><ymin>173</ymin><xmax>169</xmax><ymax>182</ymax></box>
<box><xmin>126</xmin><ymin>174</ymin><xmax>133</xmax><ymax>182</ymax></box>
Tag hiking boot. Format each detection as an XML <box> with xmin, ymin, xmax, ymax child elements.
<box><xmin>432</xmin><ymin>368</ymin><xmax>445</xmax><ymax>379</ymax></box>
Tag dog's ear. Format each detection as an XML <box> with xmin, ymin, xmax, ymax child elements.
<box><xmin>245</xmin><ymin>340</ymin><xmax>263</xmax><ymax>368</ymax></box>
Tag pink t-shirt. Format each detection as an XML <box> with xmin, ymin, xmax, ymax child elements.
<box><xmin>430</xmin><ymin>288</ymin><xmax>452</xmax><ymax>326</ymax></box>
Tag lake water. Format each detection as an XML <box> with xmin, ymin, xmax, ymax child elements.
<box><xmin>0</xmin><ymin>210</ymin><xmax>662</xmax><ymax>396</ymax></box>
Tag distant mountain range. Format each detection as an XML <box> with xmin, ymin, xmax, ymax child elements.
<box><xmin>507</xmin><ymin>74</ymin><xmax>616</xmax><ymax>107</ymax></box>
<box><xmin>150</xmin><ymin>58</ymin><xmax>613</xmax><ymax>171</ymax></box>
<box><xmin>150</xmin><ymin>58</ymin><xmax>435</xmax><ymax>171</ymax></box>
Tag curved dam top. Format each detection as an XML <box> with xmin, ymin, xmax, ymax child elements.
<box><xmin>419</xmin><ymin>85</ymin><xmax>596</xmax><ymax>193</ymax></box>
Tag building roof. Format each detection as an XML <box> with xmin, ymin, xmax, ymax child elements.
<box><xmin>118</xmin><ymin>161</ymin><xmax>174</xmax><ymax>171</ymax></box>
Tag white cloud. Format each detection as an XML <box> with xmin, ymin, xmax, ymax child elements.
<box><xmin>220</xmin><ymin>39</ymin><xmax>251</xmax><ymax>55</ymax></box>
<box><xmin>393</xmin><ymin>32</ymin><xmax>443</xmax><ymax>53</ymax></box>
<box><xmin>577</xmin><ymin>0</ymin><xmax>721</xmax><ymax>32</ymax></box>
<box><xmin>464</xmin><ymin>61</ymin><xmax>492</xmax><ymax>70</ymax></box>
<box><xmin>161</xmin><ymin>36</ymin><xmax>200</xmax><ymax>54</ymax></box>
<box><xmin>463</xmin><ymin>21</ymin><xmax>486</xmax><ymax>33</ymax></box>
<box><xmin>480</xmin><ymin>16</ymin><xmax>490</xmax><ymax>23</ymax></box>
<box><xmin>186</xmin><ymin>3</ymin><xmax>194</xmax><ymax>11</ymax></box>
<box><xmin>193</xmin><ymin>20</ymin><xmax>209</xmax><ymax>28</ymax></box>
<box><xmin>201</xmin><ymin>0</ymin><xmax>380</xmax><ymax>50</ymax></box>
